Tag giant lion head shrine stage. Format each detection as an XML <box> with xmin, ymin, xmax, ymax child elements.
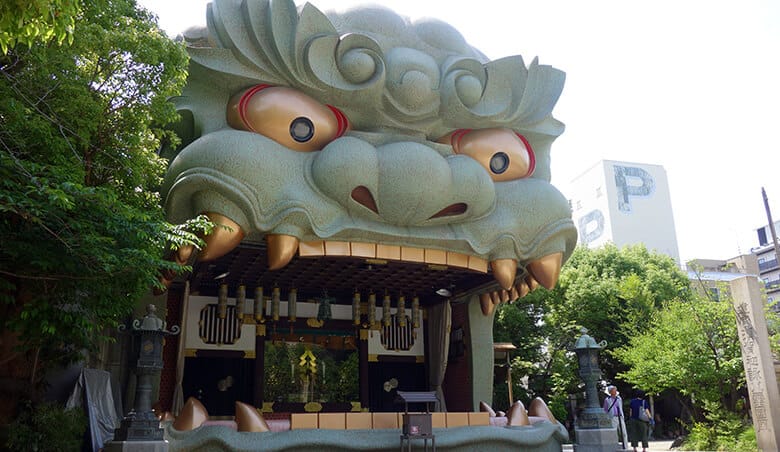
<box><xmin>156</xmin><ymin>0</ymin><xmax>577</xmax><ymax>449</ymax></box>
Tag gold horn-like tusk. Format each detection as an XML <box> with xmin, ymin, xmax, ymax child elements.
<box><xmin>480</xmin><ymin>292</ymin><xmax>495</xmax><ymax>316</ymax></box>
<box><xmin>528</xmin><ymin>397</ymin><xmax>559</xmax><ymax>424</ymax></box>
<box><xmin>235</xmin><ymin>401</ymin><xmax>270</xmax><ymax>432</ymax></box>
<box><xmin>267</xmin><ymin>234</ymin><xmax>300</xmax><ymax>270</ymax></box>
<box><xmin>525</xmin><ymin>274</ymin><xmax>540</xmax><ymax>292</ymax></box>
<box><xmin>490</xmin><ymin>258</ymin><xmax>517</xmax><ymax>290</ymax></box>
<box><xmin>506</xmin><ymin>400</ymin><xmax>530</xmax><ymax>426</ymax></box>
<box><xmin>516</xmin><ymin>281</ymin><xmax>530</xmax><ymax>298</ymax></box>
<box><xmin>175</xmin><ymin>244</ymin><xmax>195</xmax><ymax>264</ymax></box>
<box><xmin>526</xmin><ymin>252</ymin><xmax>563</xmax><ymax>290</ymax></box>
<box><xmin>172</xmin><ymin>397</ymin><xmax>209</xmax><ymax>431</ymax></box>
<box><xmin>198</xmin><ymin>213</ymin><xmax>245</xmax><ymax>262</ymax></box>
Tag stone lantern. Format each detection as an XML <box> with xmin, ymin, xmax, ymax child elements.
<box><xmin>573</xmin><ymin>327</ymin><xmax>619</xmax><ymax>452</ymax></box>
<box><xmin>107</xmin><ymin>305</ymin><xmax>179</xmax><ymax>451</ymax></box>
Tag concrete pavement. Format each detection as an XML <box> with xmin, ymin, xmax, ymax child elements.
<box><xmin>563</xmin><ymin>439</ymin><xmax>677</xmax><ymax>451</ymax></box>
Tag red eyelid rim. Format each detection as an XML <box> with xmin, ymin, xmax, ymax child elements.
<box><xmin>451</xmin><ymin>128</ymin><xmax>536</xmax><ymax>178</ymax></box>
<box><xmin>327</xmin><ymin>105</ymin><xmax>349</xmax><ymax>138</ymax></box>
<box><xmin>450</xmin><ymin>128</ymin><xmax>472</xmax><ymax>151</ymax></box>
<box><xmin>238</xmin><ymin>84</ymin><xmax>271</xmax><ymax>133</ymax></box>
<box><xmin>515</xmin><ymin>132</ymin><xmax>536</xmax><ymax>177</ymax></box>
<box><xmin>238</xmin><ymin>85</ymin><xmax>349</xmax><ymax>140</ymax></box>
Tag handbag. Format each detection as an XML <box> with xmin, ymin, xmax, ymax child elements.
<box><xmin>637</xmin><ymin>402</ymin><xmax>651</xmax><ymax>422</ymax></box>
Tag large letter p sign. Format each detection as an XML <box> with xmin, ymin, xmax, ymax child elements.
<box><xmin>614</xmin><ymin>165</ymin><xmax>655</xmax><ymax>213</ymax></box>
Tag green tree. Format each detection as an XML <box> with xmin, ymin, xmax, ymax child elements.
<box><xmin>0</xmin><ymin>0</ymin><xmax>82</xmax><ymax>53</ymax></box>
<box><xmin>492</xmin><ymin>244</ymin><xmax>690</xmax><ymax>414</ymax></box>
<box><xmin>0</xmin><ymin>0</ymin><xmax>201</xmax><ymax>422</ymax></box>
<box><xmin>492</xmin><ymin>290</ymin><xmax>580</xmax><ymax>413</ymax></box>
<box><xmin>546</xmin><ymin>244</ymin><xmax>690</xmax><ymax>381</ymax></box>
<box><xmin>492</xmin><ymin>292</ymin><xmax>545</xmax><ymax>408</ymax></box>
<box><xmin>613</xmin><ymin>295</ymin><xmax>744</xmax><ymax>420</ymax></box>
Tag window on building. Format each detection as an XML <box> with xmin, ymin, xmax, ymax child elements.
<box><xmin>708</xmin><ymin>287</ymin><xmax>720</xmax><ymax>301</ymax></box>
<box><xmin>758</xmin><ymin>227</ymin><xmax>768</xmax><ymax>246</ymax></box>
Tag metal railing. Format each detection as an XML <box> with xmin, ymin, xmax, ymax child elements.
<box><xmin>759</xmin><ymin>259</ymin><xmax>778</xmax><ymax>272</ymax></box>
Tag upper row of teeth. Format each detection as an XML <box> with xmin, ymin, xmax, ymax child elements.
<box><xmin>166</xmin><ymin>214</ymin><xmax>563</xmax><ymax>307</ymax></box>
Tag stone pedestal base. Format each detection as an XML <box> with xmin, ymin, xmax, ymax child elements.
<box><xmin>103</xmin><ymin>440</ymin><xmax>169</xmax><ymax>452</ymax></box>
<box><xmin>574</xmin><ymin>427</ymin><xmax>621</xmax><ymax>452</ymax></box>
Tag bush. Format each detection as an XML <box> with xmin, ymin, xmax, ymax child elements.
<box><xmin>682</xmin><ymin>403</ymin><xmax>756</xmax><ymax>452</ymax></box>
<box><xmin>547</xmin><ymin>392</ymin><xmax>570</xmax><ymax>423</ymax></box>
<box><xmin>4</xmin><ymin>401</ymin><xmax>87</xmax><ymax>452</ymax></box>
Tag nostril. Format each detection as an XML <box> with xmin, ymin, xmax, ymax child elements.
<box><xmin>429</xmin><ymin>203</ymin><xmax>467</xmax><ymax>219</ymax></box>
<box><xmin>351</xmin><ymin>186</ymin><xmax>379</xmax><ymax>214</ymax></box>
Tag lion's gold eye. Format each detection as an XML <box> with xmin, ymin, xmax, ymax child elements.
<box><xmin>437</xmin><ymin>128</ymin><xmax>535</xmax><ymax>181</ymax></box>
<box><xmin>227</xmin><ymin>85</ymin><xmax>349</xmax><ymax>152</ymax></box>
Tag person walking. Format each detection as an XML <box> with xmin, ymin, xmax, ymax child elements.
<box><xmin>603</xmin><ymin>385</ymin><xmax>627</xmax><ymax>448</ymax></box>
<box><xmin>627</xmin><ymin>389</ymin><xmax>652</xmax><ymax>452</ymax></box>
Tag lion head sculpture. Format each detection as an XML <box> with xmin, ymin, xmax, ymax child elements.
<box><xmin>161</xmin><ymin>0</ymin><xmax>577</xmax><ymax>312</ymax></box>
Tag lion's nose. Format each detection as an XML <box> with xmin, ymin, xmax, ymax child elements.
<box><xmin>311</xmin><ymin>137</ymin><xmax>494</xmax><ymax>226</ymax></box>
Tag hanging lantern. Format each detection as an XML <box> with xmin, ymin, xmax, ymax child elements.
<box><xmin>288</xmin><ymin>288</ymin><xmax>297</xmax><ymax>322</ymax></box>
<box><xmin>397</xmin><ymin>295</ymin><xmax>407</xmax><ymax>327</ymax></box>
<box><xmin>382</xmin><ymin>294</ymin><xmax>391</xmax><ymax>327</ymax></box>
<box><xmin>236</xmin><ymin>285</ymin><xmax>246</xmax><ymax>321</ymax></box>
<box><xmin>254</xmin><ymin>286</ymin><xmax>265</xmax><ymax>322</ymax></box>
<box><xmin>218</xmin><ymin>283</ymin><xmax>228</xmax><ymax>319</ymax></box>
<box><xmin>412</xmin><ymin>296</ymin><xmax>420</xmax><ymax>328</ymax></box>
<box><xmin>352</xmin><ymin>291</ymin><xmax>361</xmax><ymax>326</ymax></box>
<box><xmin>368</xmin><ymin>292</ymin><xmax>377</xmax><ymax>327</ymax></box>
<box><xmin>317</xmin><ymin>292</ymin><xmax>333</xmax><ymax>322</ymax></box>
<box><xmin>272</xmin><ymin>286</ymin><xmax>280</xmax><ymax>322</ymax></box>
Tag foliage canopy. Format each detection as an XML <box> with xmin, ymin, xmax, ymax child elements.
<box><xmin>0</xmin><ymin>0</ymin><xmax>81</xmax><ymax>53</ymax></box>
<box><xmin>0</xmin><ymin>0</ymin><xmax>202</xmax><ymax>406</ymax></box>
<box><xmin>614</xmin><ymin>295</ymin><xmax>744</xmax><ymax>413</ymax></box>
<box><xmin>492</xmin><ymin>244</ymin><xmax>691</xmax><ymax>413</ymax></box>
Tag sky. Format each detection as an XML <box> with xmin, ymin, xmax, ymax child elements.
<box><xmin>138</xmin><ymin>0</ymin><xmax>780</xmax><ymax>265</ymax></box>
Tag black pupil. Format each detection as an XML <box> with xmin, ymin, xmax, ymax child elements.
<box><xmin>290</xmin><ymin>117</ymin><xmax>314</xmax><ymax>142</ymax></box>
<box><xmin>490</xmin><ymin>152</ymin><xmax>509</xmax><ymax>174</ymax></box>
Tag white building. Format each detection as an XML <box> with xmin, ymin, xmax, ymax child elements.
<box><xmin>566</xmin><ymin>160</ymin><xmax>681</xmax><ymax>263</ymax></box>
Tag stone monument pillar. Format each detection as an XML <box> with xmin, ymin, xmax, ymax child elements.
<box><xmin>573</xmin><ymin>328</ymin><xmax>621</xmax><ymax>452</ymax></box>
<box><xmin>730</xmin><ymin>276</ymin><xmax>780</xmax><ymax>451</ymax></box>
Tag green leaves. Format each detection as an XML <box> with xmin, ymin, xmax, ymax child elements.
<box><xmin>614</xmin><ymin>295</ymin><xmax>744</xmax><ymax>410</ymax></box>
<box><xmin>0</xmin><ymin>0</ymin><xmax>191</xmax><ymax>394</ymax></box>
<box><xmin>492</xmin><ymin>243</ymin><xmax>691</xmax><ymax>409</ymax></box>
<box><xmin>0</xmin><ymin>0</ymin><xmax>81</xmax><ymax>54</ymax></box>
